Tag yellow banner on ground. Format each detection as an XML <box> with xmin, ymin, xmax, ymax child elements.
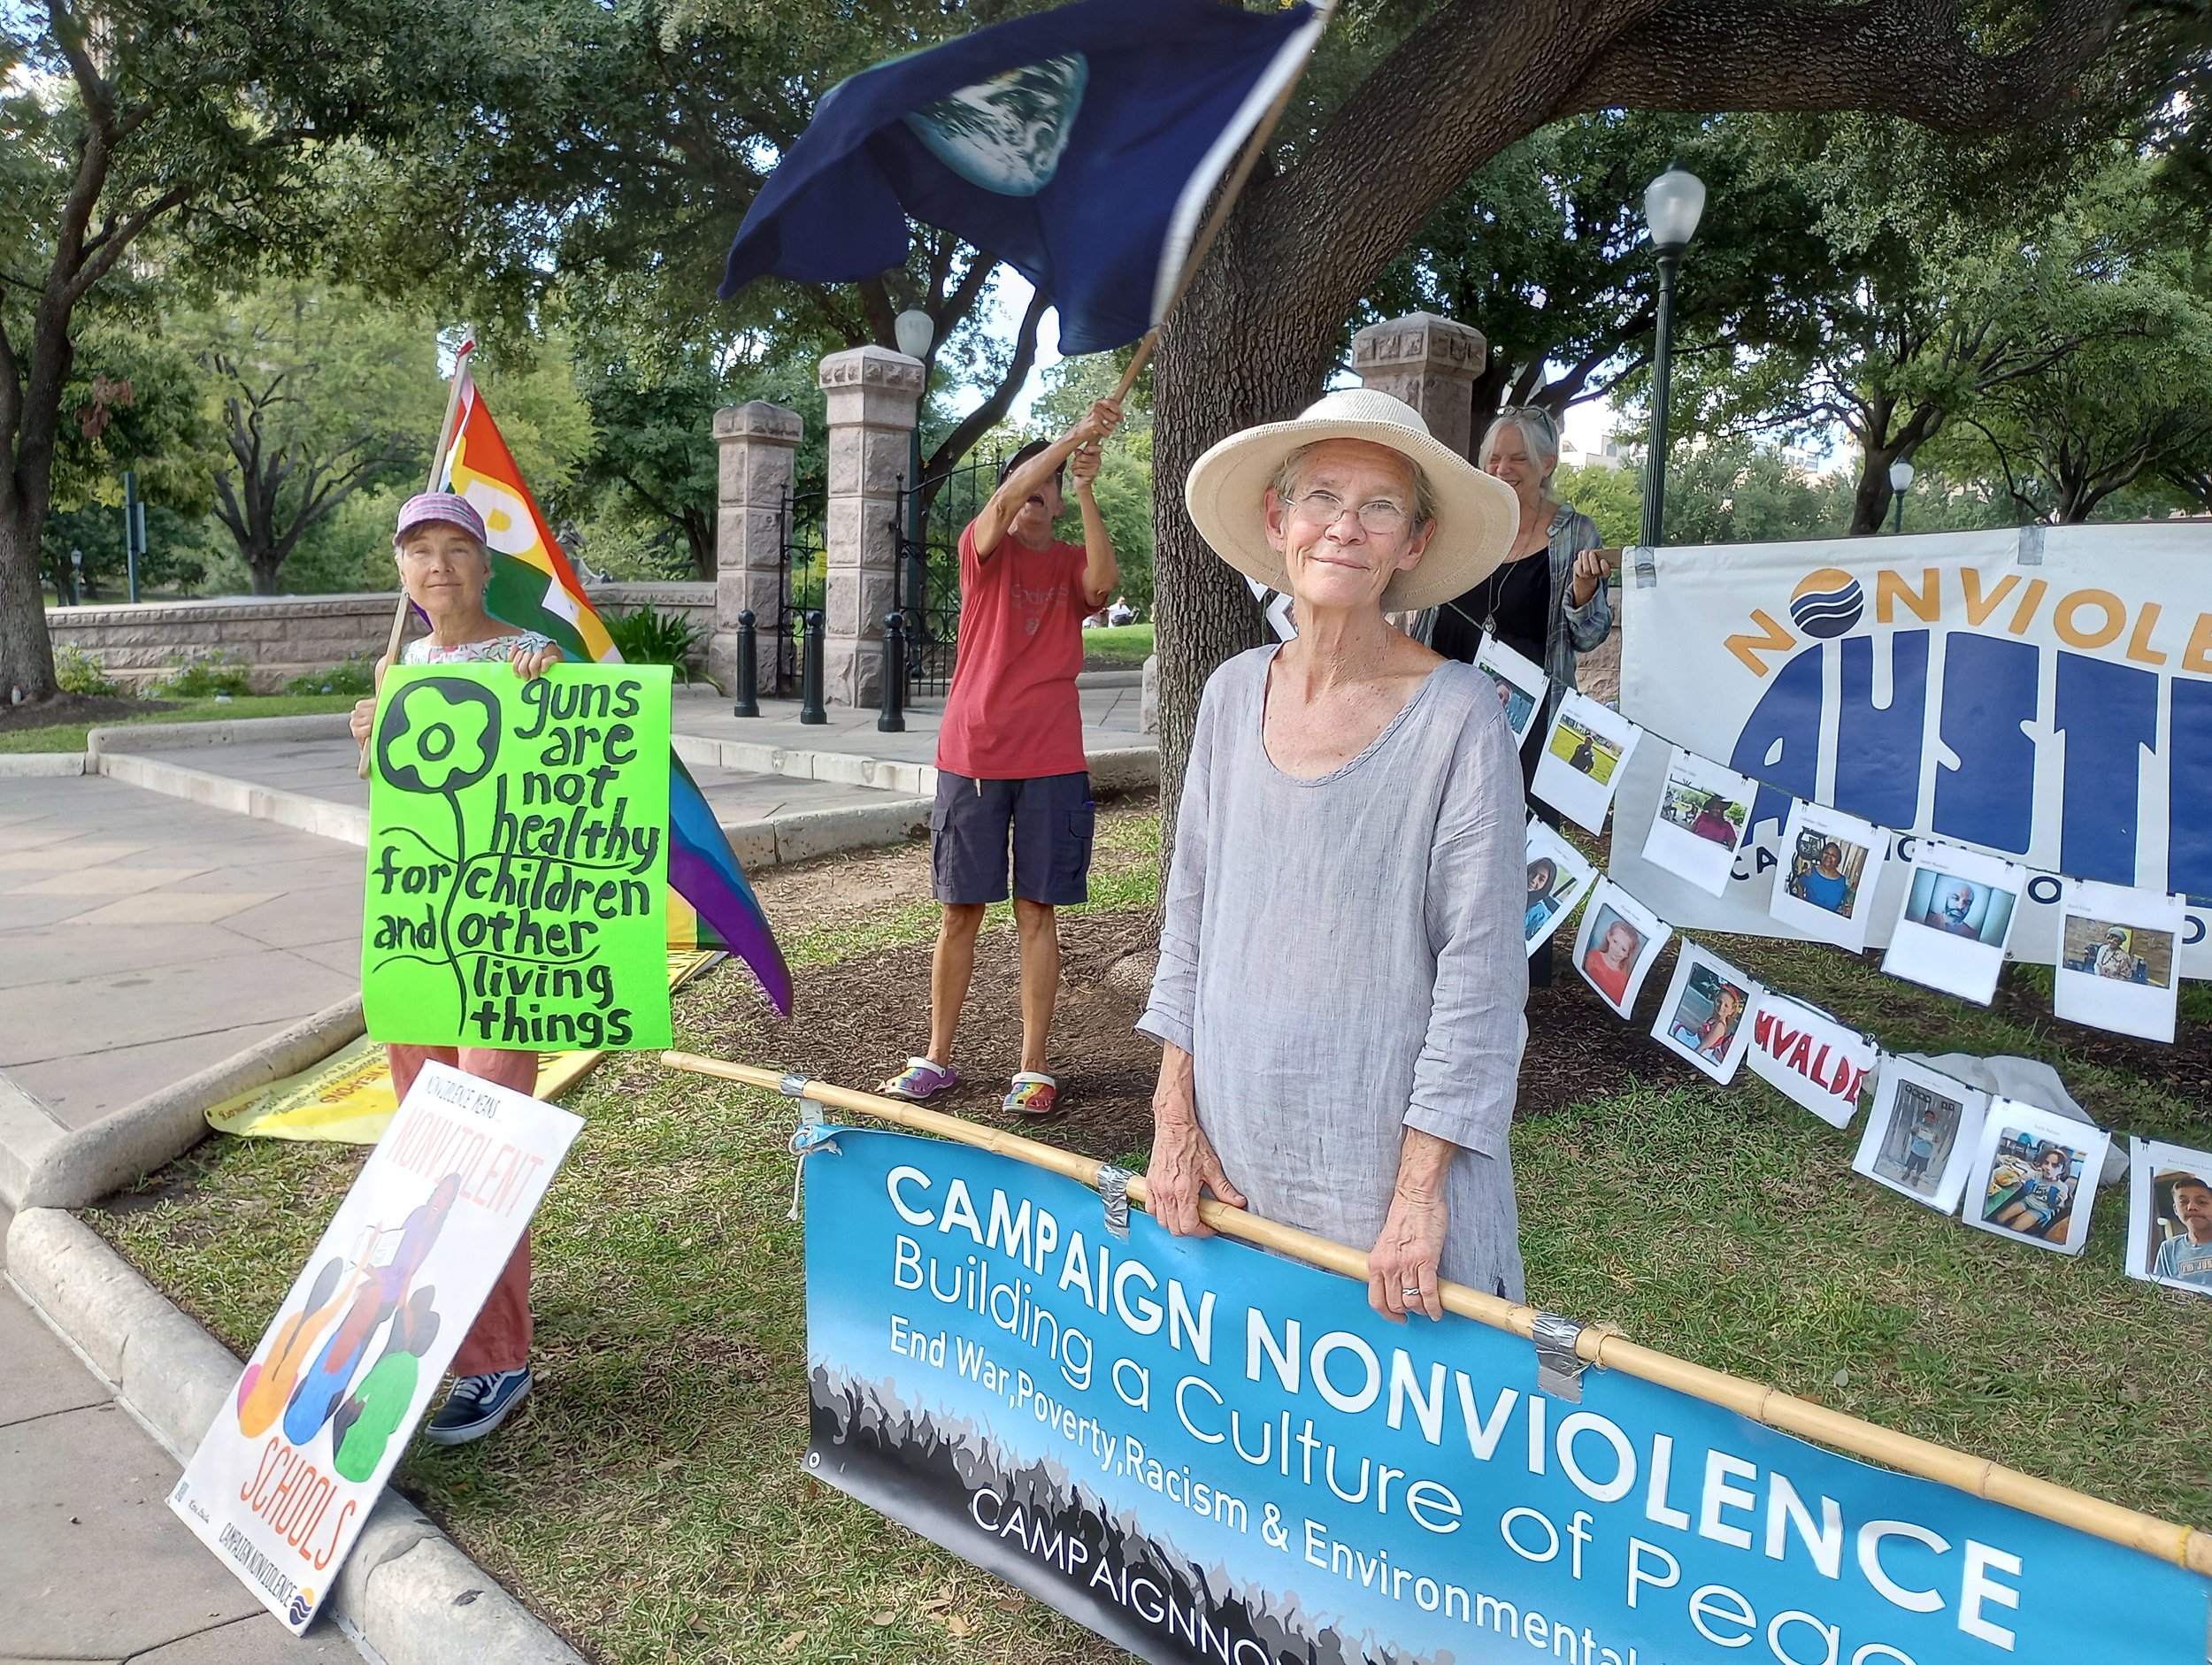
<box><xmin>208</xmin><ymin>952</ymin><xmax>721</xmax><ymax>1143</ymax></box>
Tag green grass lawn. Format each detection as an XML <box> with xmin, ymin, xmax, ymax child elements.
<box><xmin>1081</xmin><ymin>622</ymin><xmax>1152</xmax><ymax>664</ymax></box>
<box><xmin>0</xmin><ymin>694</ymin><xmax>359</xmax><ymax>755</ymax></box>
<box><xmin>84</xmin><ymin>805</ymin><xmax>2212</xmax><ymax>1664</ymax></box>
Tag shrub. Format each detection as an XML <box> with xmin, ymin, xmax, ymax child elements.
<box><xmin>53</xmin><ymin>644</ymin><xmax>122</xmax><ymax>698</ymax></box>
<box><xmin>603</xmin><ymin>603</ymin><xmax>702</xmax><ymax>670</ymax></box>
<box><xmin>285</xmin><ymin>655</ymin><xmax>377</xmax><ymax>697</ymax></box>
<box><xmin>152</xmin><ymin>648</ymin><xmax>254</xmax><ymax>698</ymax></box>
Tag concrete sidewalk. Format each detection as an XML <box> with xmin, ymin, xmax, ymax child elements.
<box><xmin>0</xmin><ymin>777</ymin><xmax>362</xmax><ymax>1131</ymax></box>
<box><xmin>0</xmin><ymin>1205</ymin><xmax>361</xmax><ymax>1663</ymax></box>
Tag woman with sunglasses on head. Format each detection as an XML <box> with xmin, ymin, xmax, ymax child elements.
<box><xmin>1428</xmin><ymin>407</ymin><xmax>1612</xmax><ymax>986</ymax></box>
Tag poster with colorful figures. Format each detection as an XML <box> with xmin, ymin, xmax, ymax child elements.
<box><xmin>167</xmin><ymin>1062</ymin><xmax>580</xmax><ymax>1633</ymax></box>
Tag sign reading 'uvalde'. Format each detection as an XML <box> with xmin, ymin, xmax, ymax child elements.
<box><xmin>171</xmin><ymin>1063</ymin><xmax>581</xmax><ymax>1634</ymax></box>
<box><xmin>363</xmin><ymin>663</ymin><xmax>672</xmax><ymax>1050</ymax></box>
<box><xmin>806</xmin><ymin>1130</ymin><xmax>2209</xmax><ymax>1665</ymax></box>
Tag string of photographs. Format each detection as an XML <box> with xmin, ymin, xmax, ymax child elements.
<box><xmin>1474</xmin><ymin>630</ymin><xmax>2191</xmax><ymax>1044</ymax></box>
<box><xmin>1486</xmin><ymin>633</ymin><xmax>2210</xmax><ymax>1294</ymax></box>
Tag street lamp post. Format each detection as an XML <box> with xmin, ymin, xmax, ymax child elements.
<box><xmin>894</xmin><ymin>308</ymin><xmax>934</xmax><ymax>638</ymax></box>
<box><xmin>1889</xmin><ymin>457</ymin><xmax>1916</xmax><ymax>534</ymax></box>
<box><xmin>1639</xmin><ymin>165</ymin><xmax>1706</xmax><ymax>549</ymax></box>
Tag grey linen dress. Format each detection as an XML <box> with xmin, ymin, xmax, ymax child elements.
<box><xmin>1139</xmin><ymin>646</ymin><xmax>1531</xmax><ymax>1300</ymax></box>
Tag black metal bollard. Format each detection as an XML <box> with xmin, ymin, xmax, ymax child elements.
<box><xmin>733</xmin><ymin>609</ymin><xmax>760</xmax><ymax>718</ymax></box>
<box><xmin>798</xmin><ymin>610</ymin><xmax>828</xmax><ymax>725</ymax></box>
<box><xmin>877</xmin><ymin>610</ymin><xmax>907</xmax><ymax>733</ymax></box>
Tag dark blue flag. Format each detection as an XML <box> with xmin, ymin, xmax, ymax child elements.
<box><xmin>720</xmin><ymin>0</ymin><xmax>1324</xmax><ymax>355</ymax></box>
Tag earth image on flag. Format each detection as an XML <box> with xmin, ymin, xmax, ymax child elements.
<box><xmin>905</xmin><ymin>54</ymin><xmax>1088</xmax><ymax>196</ymax></box>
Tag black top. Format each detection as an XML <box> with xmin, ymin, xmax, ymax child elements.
<box><xmin>1432</xmin><ymin>548</ymin><xmax>1550</xmax><ymax>667</ymax></box>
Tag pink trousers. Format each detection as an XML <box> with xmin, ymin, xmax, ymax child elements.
<box><xmin>386</xmin><ymin>1045</ymin><xmax>536</xmax><ymax>1376</ymax></box>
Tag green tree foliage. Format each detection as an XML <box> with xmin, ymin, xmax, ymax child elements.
<box><xmin>1</xmin><ymin>0</ymin><xmax>542</xmax><ymax>698</ymax></box>
<box><xmin>1029</xmin><ymin>351</ymin><xmax>1156</xmax><ymax>608</ymax></box>
<box><xmin>185</xmin><ymin>283</ymin><xmax>442</xmax><ymax>594</ymax></box>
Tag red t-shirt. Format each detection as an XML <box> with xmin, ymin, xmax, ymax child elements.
<box><xmin>936</xmin><ymin>521</ymin><xmax>1089</xmax><ymax>779</ymax></box>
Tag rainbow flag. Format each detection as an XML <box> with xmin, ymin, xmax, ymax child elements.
<box><xmin>438</xmin><ymin>351</ymin><xmax>792</xmax><ymax>1015</ymax></box>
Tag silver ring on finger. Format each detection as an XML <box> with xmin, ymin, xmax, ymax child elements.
<box><xmin>1402</xmin><ymin>1288</ymin><xmax>1422</xmax><ymax>1299</ymax></box>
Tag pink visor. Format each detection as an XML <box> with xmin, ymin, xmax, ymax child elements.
<box><xmin>393</xmin><ymin>491</ymin><xmax>488</xmax><ymax>548</ymax></box>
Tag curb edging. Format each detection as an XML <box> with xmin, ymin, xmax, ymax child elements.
<box><xmin>5</xmin><ymin>1209</ymin><xmax>588</xmax><ymax>1665</ymax></box>
<box><xmin>0</xmin><ymin>997</ymin><xmax>365</xmax><ymax>1213</ymax></box>
<box><xmin>0</xmin><ymin>750</ymin><xmax>88</xmax><ymax>777</ymax></box>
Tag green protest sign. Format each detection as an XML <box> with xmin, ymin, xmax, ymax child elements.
<box><xmin>362</xmin><ymin>663</ymin><xmax>673</xmax><ymax>1050</ymax></box>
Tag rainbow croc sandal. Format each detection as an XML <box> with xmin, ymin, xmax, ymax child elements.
<box><xmin>1004</xmin><ymin>1071</ymin><xmax>1059</xmax><ymax>1116</ymax></box>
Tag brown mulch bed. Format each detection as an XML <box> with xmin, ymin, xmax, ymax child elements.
<box><xmin>0</xmin><ymin>690</ymin><xmax>174</xmax><ymax>730</ymax></box>
<box><xmin>1991</xmin><ymin>971</ymin><xmax>2212</xmax><ymax>1109</ymax></box>
<box><xmin>689</xmin><ymin>911</ymin><xmax>1694</xmax><ymax>1171</ymax></box>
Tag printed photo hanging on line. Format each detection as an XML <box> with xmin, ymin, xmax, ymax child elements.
<box><xmin>1962</xmin><ymin>1098</ymin><xmax>2110</xmax><ymax>1257</ymax></box>
<box><xmin>2126</xmin><ymin>1138</ymin><xmax>2212</xmax><ymax>1294</ymax></box>
<box><xmin>1473</xmin><ymin>631</ymin><xmax>1549</xmax><ymax>747</ymax></box>
<box><xmin>1570</xmin><ymin>879</ymin><xmax>1672</xmax><ymax>1018</ymax></box>
<box><xmin>1532</xmin><ymin>689</ymin><xmax>1641</xmax><ymax>833</ymax></box>
<box><xmin>1649</xmin><ymin>944</ymin><xmax>1762</xmax><ymax>1084</ymax></box>
<box><xmin>1640</xmin><ymin>745</ymin><xmax>1758</xmax><ymax>898</ymax></box>
<box><xmin>1770</xmin><ymin>799</ymin><xmax>1890</xmax><ymax>954</ymax></box>
<box><xmin>1880</xmin><ymin>840</ymin><xmax>2028</xmax><ymax>1006</ymax></box>
<box><xmin>1522</xmin><ymin>817</ymin><xmax>1597</xmax><ymax>954</ymax></box>
<box><xmin>1851</xmin><ymin>1055</ymin><xmax>1988</xmax><ymax>1215</ymax></box>
<box><xmin>2053</xmin><ymin>877</ymin><xmax>2186</xmax><ymax>1043</ymax></box>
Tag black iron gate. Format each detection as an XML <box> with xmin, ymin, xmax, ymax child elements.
<box><xmin>775</xmin><ymin>487</ymin><xmax>826</xmax><ymax>695</ymax></box>
<box><xmin>895</xmin><ymin>450</ymin><xmax>1001</xmax><ymax>698</ymax></box>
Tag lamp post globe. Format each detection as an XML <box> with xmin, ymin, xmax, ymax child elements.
<box><xmin>893</xmin><ymin>308</ymin><xmax>935</xmax><ymax>362</ymax></box>
<box><xmin>1639</xmin><ymin>165</ymin><xmax>1705</xmax><ymax>549</ymax></box>
<box><xmin>1889</xmin><ymin>457</ymin><xmax>1916</xmax><ymax>534</ymax></box>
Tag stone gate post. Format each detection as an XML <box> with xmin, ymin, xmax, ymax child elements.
<box><xmin>1351</xmin><ymin>311</ymin><xmax>1488</xmax><ymax>460</ymax></box>
<box><xmin>708</xmin><ymin>400</ymin><xmax>802</xmax><ymax>696</ymax></box>
<box><xmin>818</xmin><ymin>345</ymin><xmax>925</xmax><ymax>706</ymax></box>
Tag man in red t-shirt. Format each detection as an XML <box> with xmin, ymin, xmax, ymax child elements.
<box><xmin>881</xmin><ymin>399</ymin><xmax>1122</xmax><ymax>1116</ymax></box>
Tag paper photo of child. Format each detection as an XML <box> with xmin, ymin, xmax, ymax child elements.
<box><xmin>2126</xmin><ymin>1139</ymin><xmax>2212</xmax><ymax>1296</ymax></box>
<box><xmin>1962</xmin><ymin>1099</ymin><xmax>2109</xmax><ymax>1256</ymax></box>
<box><xmin>1650</xmin><ymin>946</ymin><xmax>1762</xmax><ymax>1084</ymax></box>
<box><xmin>1852</xmin><ymin>1056</ymin><xmax>1989</xmax><ymax>1214</ymax></box>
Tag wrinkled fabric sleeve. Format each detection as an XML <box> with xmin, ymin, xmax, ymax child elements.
<box><xmin>1559</xmin><ymin>511</ymin><xmax>1612</xmax><ymax>653</ymax></box>
<box><xmin>1403</xmin><ymin>696</ymin><xmax>1529</xmax><ymax>1158</ymax></box>
<box><xmin>1136</xmin><ymin>673</ymin><xmax>1220</xmax><ymax>1055</ymax></box>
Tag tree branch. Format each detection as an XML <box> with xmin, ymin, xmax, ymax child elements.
<box><xmin>1566</xmin><ymin>0</ymin><xmax>2131</xmax><ymax>132</ymax></box>
<box><xmin>923</xmin><ymin>287</ymin><xmax>1048</xmax><ymax>482</ymax></box>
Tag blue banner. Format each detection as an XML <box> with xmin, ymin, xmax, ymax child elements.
<box><xmin>805</xmin><ymin>1128</ymin><xmax>2209</xmax><ymax>1665</ymax></box>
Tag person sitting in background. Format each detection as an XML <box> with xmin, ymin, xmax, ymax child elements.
<box><xmin>880</xmin><ymin>400</ymin><xmax>1122</xmax><ymax>1117</ymax></box>
<box><xmin>1141</xmin><ymin>387</ymin><xmax>1530</xmax><ymax>1320</ymax></box>
<box><xmin>347</xmin><ymin>490</ymin><xmax>558</xmax><ymax>1446</ymax></box>
<box><xmin>1107</xmin><ymin>595</ymin><xmax>1137</xmax><ymax>626</ymax></box>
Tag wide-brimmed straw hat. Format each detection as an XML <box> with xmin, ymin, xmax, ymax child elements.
<box><xmin>1184</xmin><ymin>388</ymin><xmax>1519</xmax><ymax>612</ymax></box>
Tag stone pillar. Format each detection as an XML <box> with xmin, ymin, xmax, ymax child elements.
<box><xmin>818</xmin><ymin>345</ymin><xmax>924</xmax><ymax>706</ymax></box>
<box><xmin>708</xmin><ymin>400</ymin><xmax>803</xmax><ymax>696</ymax></box>
<box><xmin>1351</xmin><ymin>311</ymin><xmax>1487</xmax><ymax>460</ymax></box>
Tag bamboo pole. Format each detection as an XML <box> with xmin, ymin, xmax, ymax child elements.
<box><xmin>357</xmin><ymin>337</ymin><xmax>477</xmax><ymax>779</ymax></box>
<box><xmin>661</xmin><ymin>1049</ymin><xmax>2212</xmax><ymax>1578</ymax></box>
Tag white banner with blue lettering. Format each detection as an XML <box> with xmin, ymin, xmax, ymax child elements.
<box><xmin>804</xmin><ymin>1128</ymin><xmax>2209</xmax><ymax>1665</ymax></box>
<box><xmin>1614</xmin><ymin>525</ymin><xmax>2212</xmax><ymax>975</ymax></box>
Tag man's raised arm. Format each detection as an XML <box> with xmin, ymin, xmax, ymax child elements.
<box><xmin>973</xmin><ymin>398</ymin><xmax>1122</xmax><ymax>561</ymax></box>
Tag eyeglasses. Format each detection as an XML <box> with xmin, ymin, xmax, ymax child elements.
<box><xmin>1286</xmin><ymin>488</ymin><xmax>1415</xmax><ymax>535</ymax></box>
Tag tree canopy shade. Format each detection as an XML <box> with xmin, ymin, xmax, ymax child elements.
<box><xmin>0</xmin><ymin>0</ymin><xmax>537</xmax><ymax>701</ymax></box>
<box><xmin>188</xmin><ymin>284</ymin><xmax>442</xmax><ymax>595</ymax></box>
<box><xmin>1145</xmin><ymin>0</ymin><xmax>2212</xmax><ymax>831</ymax></box>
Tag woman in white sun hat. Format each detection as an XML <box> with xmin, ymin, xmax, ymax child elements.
<box><xmin>1138</xmin><ymin>389</ymin><xmax>1532</xmax><ymax>1318</ymax></box>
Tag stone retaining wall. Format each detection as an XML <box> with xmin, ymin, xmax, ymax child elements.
<box><xmin>47</xmin><ymin>584</ymin><xmax>713</xmax><ymax>692</ymax></box>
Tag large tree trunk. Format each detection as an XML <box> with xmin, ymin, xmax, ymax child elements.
<box><xmin>0</xmin><ymin>505</ymin><xmax>58</xmax><ymax>701</ymax></box>
<box><xmin>247</xmin><ymin>549</ymin><xmax>284</xmax><ymax>595</ymax></box>
<box><xmin>1848</xmin><ymin>448</ymin><xmax>1899</xmax><ymax>535</ymax></box>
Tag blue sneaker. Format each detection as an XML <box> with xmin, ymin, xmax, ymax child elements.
<box><xmin>424</xmin><ymin>1368</ymin><xmax>532</xmax><ymax>1446</ymax></box>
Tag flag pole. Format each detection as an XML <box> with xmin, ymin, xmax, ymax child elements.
<box><xmin>1106</xmin><ymin>1</ymin><xmax>1335</xmax><ymax>406</ymax></box>
<box><xmin>358</xmin><ymin>335</ymin><xmax>477</xmax><ymax>780</ymax></box>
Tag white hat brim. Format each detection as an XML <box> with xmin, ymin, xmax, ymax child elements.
<box><xmin>1184</xmin><ymin>410</ymin><xmax>1521</xmax><ymax>614</ymax></box>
